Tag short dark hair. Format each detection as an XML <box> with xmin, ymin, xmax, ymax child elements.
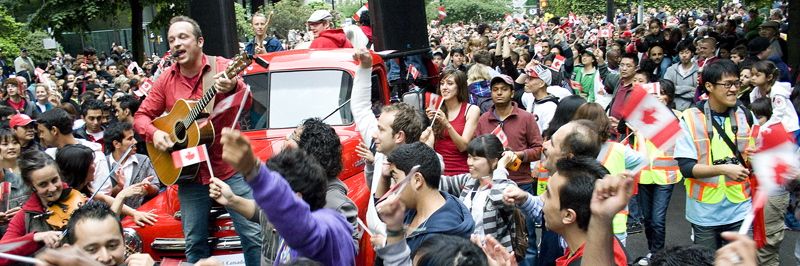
<box><xmin>650</xmin><ymin>245</ymin><xmax>715</xmax><ymax>266</ymax></box>
<box><xmin>19</xmin><ymin>150</ymin><xmax>58</xmax><ymax>186</ymax></box>
<box><xmin>81</xmin><ymin>99</ymin><xmax>106</xmax><ymax>116</ymax></box>
<box><xmin>297</xmin><ymin>118</ymin><xmax>342</xmax><ymax>181</ymax></box>
<box><xmin>56</xmin><ymin>144</ymin><xmax>95</xmax><ymax>192</ymax></box>
<box><xmin>381</xmin><ymin>103</ymin><xmax>425</xmax><ymax>143</ymax></box>
<box><xmin>621</xmin><ymin>52</ymin><xmax>639</xmax><ymax>66</ymax></box>
<box><xmin>750</xmin><ymin>97</ymin><xmax>773</xmax><ymax>120</ymax></box>
<box><xmin>466</xmin><ymin>134</ymin><xmax>504</xmax><ymax>166</ymax></box>
<box><xmin>386</xmin><ymin>142</ymin><xmax>441</xmax><ymax>189</ymax></box>
<box><xmin>561</xmin><ymin>119</ymin><xmax>601</xmax><ymax>159</ymax></box>
<box><xmin>64</xmin><ymin>201</ymin><xmax>122</xmax><ymax>245</ymax></box>
<box><xmin>169</xmin><ymin>16</ymin><xmax>203</xmax><ymax>39</ymax></box>
<box><xmin>37</xmin><ymin>108</ymin><xmax>74</xmax><ymax>134</ymax></box>
<box><xmin>104</xmin><ymin>122</ymin><xmax>134</xmax><ymax>153</ymax></box>
<box><xmin>701</xmin><ymin>59</ymin><xmax>739</xmax><ymax>89</ymax></box>
<box><xmin>675</xmin><ymin>39</ymin><xmax>696</xmax><ymax>54</ymax></box>
<box><xmin>413</xmin><ymin>234</ymin><xmax>489</xmax><ymax>265</ymax></box>
<box><xmin>266</xmin><ymin>149</ymin><xmax>327</xmax><ymax>211</ymax></box>
<box><xmin>554</xmin><ymin>156</ymin><xmax>609</xmax><ymax>231</ymax></box>
<box><xmin>117</xmin><ymin>95</ymin><xmax>140</xmax><ymax>114</ymax></box>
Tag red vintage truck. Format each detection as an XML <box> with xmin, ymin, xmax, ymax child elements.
<box><xmin>122</xmin><ymin>48</ymin><xmax>437</xmax><ymax>265</ymax></box>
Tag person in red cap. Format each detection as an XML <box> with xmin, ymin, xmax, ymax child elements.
<box><xmin>9</xmin><ymin>114</ymin><xmax>40</xmax><ymax>153</ymax></box>
<box><xmin>475</xmin><ymin>74</ymin><xmax>543</xmax><ymax>265</ymax></box>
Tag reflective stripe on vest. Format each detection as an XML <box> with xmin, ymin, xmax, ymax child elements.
<box><xmin>534</xmin><ymin>161</ymin><xmax>549</xmax><ymax>196</ymax></box>
<box><xmin>636</xmin><ymin>137</ymin><xmax>683</xmax><ymax>185</ymax></box>
<box><xmin>681</xmin><ymin>107</ymin><xmax>753</xmax><ymax>204</ymax></box>
<box><xmin>598</xmin><ymin>142</ymin><xmax>629</xmax><ymax>234</ymax></box>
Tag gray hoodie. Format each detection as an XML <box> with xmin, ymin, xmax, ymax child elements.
<box><xmin>663</xmin><ymin>62</ymin><xmax>699</xmax><ymax>111</ymax></box>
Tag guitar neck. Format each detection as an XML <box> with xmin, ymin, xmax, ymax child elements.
<box><xmin>181</xmin><ymin>83</ymin><xmax>219</xmax><ymax>127</ymax></box>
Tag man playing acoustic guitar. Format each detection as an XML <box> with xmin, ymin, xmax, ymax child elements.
<box><xmin>133</xmin><ymin>16</ymin><xmax>261</xmax><ymax>265</ymax></box>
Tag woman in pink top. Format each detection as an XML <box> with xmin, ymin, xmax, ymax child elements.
<box><xmin>426</xmin><ymin>69</ymin><xmax>480</xmax><ymax>175</ymax></box>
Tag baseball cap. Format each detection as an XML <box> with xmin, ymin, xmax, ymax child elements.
<box><xmin>10</xmin><ymin>114</ymin><xmax>34</xmax><ymax>128</ymax></box>
<box><xmin>747</xmin><ymin>37</ymin><xmax>771</xmax><ymax>55</ymax></box>
<box><xmin>490</xmin><ymin>75</ymin><xmax>515</xmax><ymax>87</ymax></box>
<box><xmin>20</xmin><ymin>48</ymin><xmax>27</xmax><ymax>52</ymax></box>
<box><xmin>622</xmin><ymin>31</ymin><xmax>632</xmax><ymax>38</ymax></box>
<box><xmin>307</xmin><ymin>10</ymin><xmax>333</xmax><ymax>23</ymax></box>
<box><xmin>760</xmin><ymin>21</ymin><xmax>779</xmax><ymax>30</ymax></box>
<box><xmin>515</xmin><ymin>65</ymin><xmax>552</xmax><ymax>85</ymax></box>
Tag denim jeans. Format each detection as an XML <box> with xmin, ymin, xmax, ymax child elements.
<box><xmin>691</xmin><ymin>220</ymin><xmax>743</xmax><ymax>251</ymax></box>
<box><xmin>178</xmin><ymin>174</ymin><xmax>262</xmax><ymax>265</ymax></box>
<box><xmin>517</xmin><ymin>183</ymin><xmax>538</xmax><ymax>266</ymax></box>
<box><xmin>637</xmin><ymin>184</ymin><xmax>675</xmax><ymax>253</ymax></box>
<box><xmin>628</xmin><ymin>194</ymin><xmax>644</xmax><ymax>226</ymax></box>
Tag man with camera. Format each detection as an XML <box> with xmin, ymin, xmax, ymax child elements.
<box><xmin>674</xmin><ymin>60</ymin><xmax>756</xmax><ymax>251</ymax></box>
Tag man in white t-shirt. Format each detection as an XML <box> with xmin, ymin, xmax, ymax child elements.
<box><xmin>518</xmin><ymin>65</ymin><xmax>560</xmax><ymax>132</ymax></box>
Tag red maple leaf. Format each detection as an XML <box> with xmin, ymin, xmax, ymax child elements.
<box><xmin>773</xmin><ymin>160</ymin><xmax>790</xmax><ymax>186</ymax></box>
<box><xmin>185</xmin><ymin>151</ymin><xmax>195</xmax><ymax>161</ymax></box>
<box><xmin>642</xmin><ymin>108</ymin><xmax>658</xmax><ymax>125</ymax></box>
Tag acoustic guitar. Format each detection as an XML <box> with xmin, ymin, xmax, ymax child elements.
<box><xmin>148</xmin><ymin>52</ymin><xmax>253</xmax><ymax>185</ymax></box>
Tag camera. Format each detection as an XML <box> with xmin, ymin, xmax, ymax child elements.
<box><xmin>712</xmin><ymin>157</ymin><xmax>740</xmax><ymax>165</ymax></box>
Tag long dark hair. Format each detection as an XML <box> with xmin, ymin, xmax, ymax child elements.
<box><xmin>434</xmin><ymin>69</ymin><xmax>469</xmax><ymax>136</ymax></box>
<box><xmin>56</xmin><ymin>144</ymin><xmax>95</xmax><ymax>194</ymax></box>
<box><xmin>543</xmin><ymin>95</ymin><xmax>587</xmax><ymax>139</ymax></box>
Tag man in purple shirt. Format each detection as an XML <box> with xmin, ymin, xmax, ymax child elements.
<box><xmin>211</xmin><ymin>128</ymin><xmax>355</xmax><ymax>265</ymax></box>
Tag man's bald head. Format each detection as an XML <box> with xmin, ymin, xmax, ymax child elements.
<box><xmin>543</xmin><ymin>119</ymin><xmax>601</xmax><ymax>171</ymax></box>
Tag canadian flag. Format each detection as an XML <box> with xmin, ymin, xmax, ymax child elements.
<box><xmin>620</xmin><ymin>84</ymin><xmax>681</xmax><ymax>150</ymax></box>
<box><xmin>134</xmin><ymin>78</ymin><xmax>154</xmax><ymax>97</ymax></box>
<box><xmin>353</xmin><ymin>3</ymin><xmax>368</xmax><ymax>21</ymax></box>
<box><xmin>568</xmin><ymin>12</ymin><xmax>577</xmax><ymax>26</ymax></box>
<box><xmin>491</xmin><ymin>124</ymin><xmax>509</xmax><ymax>147</ymax></box>
<box><xmin>437</xmin><ymin>6</ymin><xmax>447</xmax><ymax>20</ymax></box>
<box><xmin>211</xmin><ymin>85</ymin><xmax>251</xmax><ymax>119</ymax></box>
<box><xmin>751</xmin><ymin>123</ymin><xmax>799</xmax><ymax>194</ymax></box>
<box><xmin>640</xmin><ymin>82</ymin><xmax>661</xmax><ymax>96</ymax></box>
<box><xmin>599</xmin><ymin>28</ymin><xmax>611</xmax><ymax>38</ymax></box>
<box><xmin>534</xmin><ymin>26</ymin><xmax>543</xmax><ymax>34</ymax></box>
<box><xmin>427</xmin><ymin>93</ymin><xmax>443</xmax><ymax>111</ymax></box>
<box><xmin>0</xmin><ymin>181</ymin><xmax>9</xmax><ymax>210</ymax></box>
<box><xmin>171</xmin><ymin>144</ymin><xmax>209</xmax><ymax>168</ymax></box>
<box><xmin>407</xmin><ymin>65</ymin><xmax>420</xmax><ymax>80</ymax></box>
<box><xmin>504</xmin><ymin>14</ymin><xmax>513</xmax><ymax>24</ymax></box>
<box><xmin>550</xmin><ymin>55</ymin><xmax>566</xmax><ymax>71</ymax></box>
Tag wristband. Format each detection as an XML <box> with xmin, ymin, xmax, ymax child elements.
<box><xmin>386</xmin><ymin>227</ymin><xmax>405</xmax><ymax>237</ymax></box>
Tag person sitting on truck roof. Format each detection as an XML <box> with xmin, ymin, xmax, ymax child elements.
<box><xmin>307</xmin><ymin>10</ymin><xmax>353</xmax><ymax>49</ymax></box>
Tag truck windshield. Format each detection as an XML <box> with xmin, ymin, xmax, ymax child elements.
<box><xmin>242</xmin><ymin>70</ymin><xmax>353</xmax><ymax>130</ymax></box>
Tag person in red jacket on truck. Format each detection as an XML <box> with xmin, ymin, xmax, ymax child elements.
<box><xmin>307</xmin><ymin>10</ymin><xmax>353</xmax><ymax>49</ymax></box>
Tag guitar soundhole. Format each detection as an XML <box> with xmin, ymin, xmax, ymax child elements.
<box><xmin>174</xmin><ymin>123</ymin><xmax>187</xmax><ymax>142</ymax></box>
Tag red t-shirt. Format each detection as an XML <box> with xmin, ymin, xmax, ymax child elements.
<box><xmin>555</xmin><ymin>238</ymin><xmax>628</xmax><ymax>266</ymax></box>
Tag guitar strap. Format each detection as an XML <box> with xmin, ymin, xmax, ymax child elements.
<box><xmin>201</xmin><ymin>55</ymin><xmax>218</xmax><ymax>113</ymax></box>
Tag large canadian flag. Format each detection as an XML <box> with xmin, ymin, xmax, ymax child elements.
<box><xmin>171</xmin><ymin>144</ymin><xmax>209</xmax><ymax>168</ymax></box>
<box><xmin>491</xmin><ymin>124</ymin><xmax>509</xmax><ymax>147</ymax></box>
<box><xmin>751</xmin><ymin>123</ymin><xmax>799</xmax><ymax>194</ymax></box>
<box><xmin>621</xmin><ymin>84</ymin><xmax>681</xmax><ymax>150</ymax></box>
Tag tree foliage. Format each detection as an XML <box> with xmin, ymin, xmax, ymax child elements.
<box><xmin>0</xmin><ymin>6</ymin><xmax>53</xmax><ymax>64</ymax></box>
<box><xmin>257</xmin><ymin>0</ymin><xmax>317</xmax><ymax>39</ymax></box>
<box><xmin>235</xmin><ymin>2</ymin><xmax>253</xmax><ymax>41</ymax></box>
<box><xmin>545</xmin><ymin>0</ymin><xmax>737</xmax><ymax>17</ymax></box>
<box><xmin>426</xmin><ymin>0</ymin><xmax>513</xmax><ymax>24</ymax></box>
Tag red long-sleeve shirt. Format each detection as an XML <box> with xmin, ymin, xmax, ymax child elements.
<box><xmin>475</xmin><ymin>104</ymin><xmax>543</xmax><ymax>184</ymax></box>
<box><xmin>134</xmin><ymin>54</ymin><xmax>246</xmax><ymax>184</ymax></box>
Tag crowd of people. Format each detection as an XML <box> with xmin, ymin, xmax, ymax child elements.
<box><xmin>0</xmin><ymin>1</ymin><xmax>796</xmax><ymax>266</ymax></box>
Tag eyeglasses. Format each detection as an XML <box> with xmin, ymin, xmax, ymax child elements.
<box><xmin>713</xmin><ymin>81</ymin><xmax>741</xmax><ymax>89</ymax></box>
